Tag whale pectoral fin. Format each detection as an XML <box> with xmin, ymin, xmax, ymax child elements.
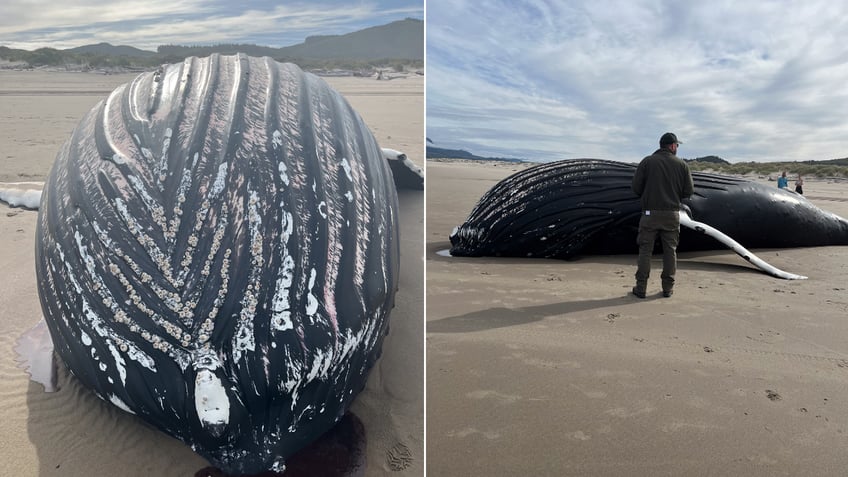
<box><xmin>678</xmin><ymin>211</ymin><xmax>807</xmax><ymax>280</ymax></box>
<box><xmin>381</xmin><ymin>148</ymin><xmax>424</xmax><ymax>190</ymax></box>
<box><xmin>0</xmin><ymin>185</ymin><xmax>43</xmax><ymax>209</ymax></box>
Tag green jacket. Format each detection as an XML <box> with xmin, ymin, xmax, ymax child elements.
<box><xmin>632</xmin><ymin>148</ymin><xmax>694</xmax><ymax>211</ymax></box>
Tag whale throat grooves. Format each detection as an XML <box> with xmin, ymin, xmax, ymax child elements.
<box><xmin>34</xmin><ymin>53</ymin><xmax>399</xmax><ymax>474</ymax></box>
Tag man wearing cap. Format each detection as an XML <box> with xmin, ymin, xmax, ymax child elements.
<box><xmin>631</xmin><ymin>132</ymin><xmax>694</xmax><ymax>298</ymax></box>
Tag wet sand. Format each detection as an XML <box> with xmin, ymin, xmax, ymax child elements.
<box><xmin>426</xmin><ymin>159</ymin><xmax>848</xmax><ymax>476</ymax></box>
<box><xmin>0</xmin><ymin>70</ymin><xmax>423</xmax><ymax>476</ymax></box>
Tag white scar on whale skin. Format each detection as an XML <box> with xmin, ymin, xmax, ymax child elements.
<box><xmin>195</xmin><ymin>369</ymin><xmax>230</xmax><ymax>431</ymax></box>
<box><xmin>193</xmin><ymin>351</ymin><xmax>230</xmax><ymax>434</ymax></box>
<box><xmin>679</xmin><ymin>211</ymin><xmax>807</xmax><ymax>280</ymax></box>
<box><xmin>109</xmin><ymin>394</ymin><xmax>135</xmax><ymax>414</ymax></box>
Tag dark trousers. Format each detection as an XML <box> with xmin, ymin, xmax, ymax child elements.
<box><xmin>635</xmin><ymin>210</ymin><xmax>680</xmax><ymax>293</ymax></box>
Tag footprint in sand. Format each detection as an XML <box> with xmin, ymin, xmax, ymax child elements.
<box><xmin>465</xmin><ymin>389</ymin><xmax>521</xmax><ymax>404</ymax></box>
<box><xmin>386</xmin><ymin>442</ymin><xmax>413</xmax><ymax>471</ymax></box>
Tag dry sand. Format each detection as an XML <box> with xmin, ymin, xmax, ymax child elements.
<box><xmin>0</xmin><ymin>70</ymin><xmax>422</xmax><ymax>476</ymax></box>
<box><xmin>427</xmin><ymin>159</ymin><xmax>848</xmax><ymax>476</ymax></box>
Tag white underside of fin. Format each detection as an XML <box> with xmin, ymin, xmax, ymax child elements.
<box><xmin>679</xmin><ymin>211</ymin><xmax>807</xmax><ymax>280</ymax></box>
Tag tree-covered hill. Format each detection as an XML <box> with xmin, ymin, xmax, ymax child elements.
<box><xmin>0</xmin><ymin>18</ymin><xmax>423</xmax><ymax>73</ymax></box>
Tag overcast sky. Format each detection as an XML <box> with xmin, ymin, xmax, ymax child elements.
<box><xmin>427</xmin><ymin>0</ymin><xmax>848</xmax><ymax>163</ymax></box>
<box><xmin>0</xmin><ymin>0</ymin><xmax>422</xmax><ymax>51</ymax></box>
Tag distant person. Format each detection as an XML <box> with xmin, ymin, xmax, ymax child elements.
<box><xmin>795</xmin><ymin>174</ymin><xmax>804</xmax><ymax>195</ymax></box>
<box><xmin>777</xmin><ymin>171</ymin><xmax>789</xmax><ymax>189</ymax></box>
<box><xmin>631</xmin><ymin>132</ymin><xmax>695</xmax><ymax>298</ymax></box>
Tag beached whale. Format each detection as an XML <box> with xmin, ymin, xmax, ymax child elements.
<box><xmin>449</xmin><ymin>159</ymin><xmax>848</xmax><ymax>279</ymax></box>
<box><xmin>34</xmin><ymin>54</ymin><xmax>409</xmax><ymax>474</ymax></box>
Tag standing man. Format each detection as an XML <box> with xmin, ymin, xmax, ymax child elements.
<box><xmin>631</xmin><ymin>132</ymin><xmax>694</xmax><ymax>298</ymax></box>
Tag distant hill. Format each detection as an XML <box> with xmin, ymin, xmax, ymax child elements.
<box><xmin>65</xmin><ymin>42</ymin><xmax>156</xmax><ymax>57</ymax></box>
<box><xmin>0</xmin><ymin>18</ymin><xmax>423</xmax><ymax>71</ymax></box>
<box><xmin>278</xmin><ymin>18</ymin><xmax>423</xmax><ymax>60</ymax></box>
<box><xmin>155</xmin><ymin>43</ymin><xmax>282</xmax><ymax>60</ymax></box>
<box><xmin>157</xmin><ymin>18</ymin><xmax>423</xmax><ymax>61</ymax></box>
<box><xmin>427</xmin><ymin>146</ymin><xmax>483</xmax><ymax>160</ymax></box>
<box><xmin>426</xmin><ymin>145</ymin><xmax>526</xmax><ymax>163</ymax></box>
<box><xmin>427</xmin><ymin>146</ymin><xmax>848</xmax><ymax>178</ymax></box>
<box><xmin>689</xmin><ymin>155</ymin><xmax>730</xmax><ymax>165</ymax></box>
<box><xmin>803</xmin><ymin>157</ymin><xmax>848</xmax><ymax>166</ymax></box>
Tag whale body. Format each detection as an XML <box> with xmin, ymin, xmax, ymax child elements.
<box><xmin>450</xmin><ymin>159</ymin><xmax>848</xmax><ymax>278</ymax></box>
<box><xmin>35</xmin><ymin>54</ymin><xmax>399</xmax><ymax>474</ymax></box>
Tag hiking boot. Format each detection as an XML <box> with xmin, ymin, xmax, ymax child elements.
<box><xmin>662</xmin><ymin>290</ymin><xmax>674</xmax><ymax>298</ymax></box>
<box><xmin>631</xmin><ymin>287</ymin><xmax>646</xmax><ymax>299</ymax></box>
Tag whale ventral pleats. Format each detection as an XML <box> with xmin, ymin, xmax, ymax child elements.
<box><xmin>35</xmin><ymin>53</ymin><xmax>399</xmax><ymax>474</ymax></box>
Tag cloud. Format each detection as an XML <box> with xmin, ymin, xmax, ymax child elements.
<box><xmin>427</xmin><ymin>0</ymin><xmax>848</xmax><ymax>162</ymax></box>
<box><xmin>0</xmin><ymin>1</ymin><xmax>422</xmax><ymax>50</ymax></box>
<box><xmin>0</xmin><ymin>0</ymin><xmax>212</xmax><ymax>35</ymax></box>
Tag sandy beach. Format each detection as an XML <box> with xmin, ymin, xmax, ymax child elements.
<box><xmin>0</xmin><ymin>69</ymin><xmax>423</xmax><ymax>476</ymax></box>
<box><xmin>426</xmin><ymin>159</ymin><xmax>848</xmax><ymax>475</ymax></box>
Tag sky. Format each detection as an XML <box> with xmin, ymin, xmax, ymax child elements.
<box><xmin>0</xmin><ymin>0</ymin><xmax>422</xmax><ymax>51</ymax></box>
<box><xmin>427</xmin><ymin>0</ymin><xmax>848</xmax><ymax>163</ymax></box>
